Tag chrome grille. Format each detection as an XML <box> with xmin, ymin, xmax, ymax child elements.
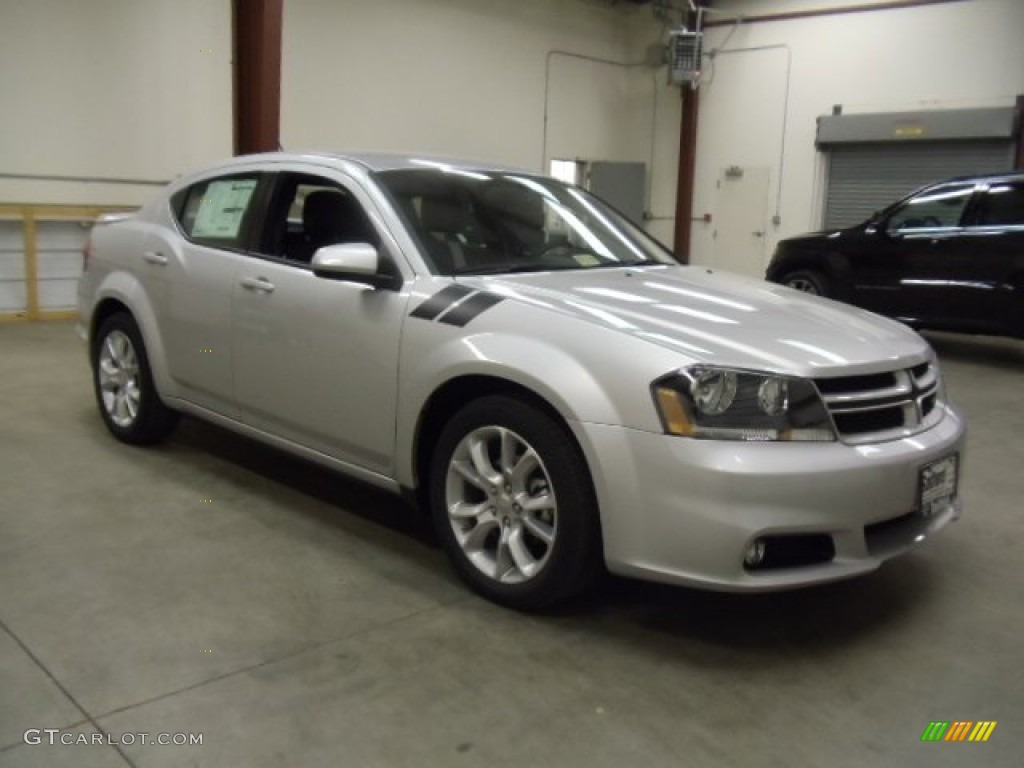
<box><xmin>815</xmin><ymin>362</ymin><xmax>942</xmax><ymax>444</ymax></box>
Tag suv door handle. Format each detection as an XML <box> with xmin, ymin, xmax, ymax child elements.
<box><xmin>239</xmin><ymin>276</ymin><xmax>275</xmax><ymax>293</ymax></box>
<box><xmin>143</xmin><ymin>250</ymin><xmax>168</xmax><ymax>265</ymax></box>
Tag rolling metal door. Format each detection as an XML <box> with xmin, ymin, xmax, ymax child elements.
<box><xmin>0</xmin><ymin>205</ymin><xmax>131</xmax><ymax>320</ymax></box>
<box><xmin>824</xmin><ymin>141</ymin><xmax>1013</xmax><ymax>229</ymax></box>
<box><xmin>36</xmin><ymin>220</ymin><xmax>89</xmax><ymax>310</ymax></box>
<box><xmin>0</xmin><ymin>221</ymin><xmax>27</xmax><ymax>312</ymax></box>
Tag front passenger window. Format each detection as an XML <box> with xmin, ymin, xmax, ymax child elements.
<box><xmin>259</xmin><ymin>175</ymin><xmax>380</xmax><ymax>264</ymax></box>
<box><xmin>886</xmin><ymin>184</ymin><xmax>974</xmax><ymax>234</ymax></box>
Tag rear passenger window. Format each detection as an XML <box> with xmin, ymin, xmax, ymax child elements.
<box><xmin>977</xmin><ymin>182</ymin><xmax>1024</xmax><ymax>227</ymax></box>
<box><xmin>172</xmin><ymin>175</ymin><xmax>262</xmax><ymax>249</ymax></box>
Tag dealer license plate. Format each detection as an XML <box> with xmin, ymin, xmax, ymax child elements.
<box><xmin>919</xmin><ymin>454</ymin><xmax>958</xmax><ymax>518</ymax></box>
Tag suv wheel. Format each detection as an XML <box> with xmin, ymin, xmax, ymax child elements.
<box><xmin>781</xmin><ymin>270</ymin><xmax>829</xmax><ymax>297</ymax></box>
<box><xmin>92</xmin><ymin>313</ymin><xmax>179</xmax><ymax>444</ymax></box>
<box><xmin>430</xmin><ymin>396</ymin><xmax>601</xmax><ymax>610</ymax></box>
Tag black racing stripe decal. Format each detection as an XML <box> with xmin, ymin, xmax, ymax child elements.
<box><xmin>437</xmin><ymin>292</ymin><xmax>504</xmax><ymax>327</ymax></box>
<box><xmin>409</xmin><ymin>284</ymin><xmax>474</xmax><ymax>321</ymax></box>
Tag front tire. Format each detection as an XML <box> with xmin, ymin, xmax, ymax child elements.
<box><xmin>430</xmin><ymin>396</ymin><xmax>602</xmax><ymax>610</ymax></box>
<box><xmin>781</xmin><ymin>269</ymin><xmax>829</xmax><ymax>297</ymax></box>
<box><xmin>92</xmin><ymin>312</ymin><xmax>178</xmax><ymax>445</ymax></box>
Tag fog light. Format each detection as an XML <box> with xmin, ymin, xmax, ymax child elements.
<box><xmin>744</xmin><ymin>538</ymin><xmax>766</xmax><ymax>568</ymax></box>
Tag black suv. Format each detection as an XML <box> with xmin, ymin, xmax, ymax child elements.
<box><xmin>766</xmin><ymin>172</ymin><xmax>1024</xmax><ymax>338</ymax></box>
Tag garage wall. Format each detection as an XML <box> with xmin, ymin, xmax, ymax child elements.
<box><xmin>689</xmin><ymin>0</ymin><xmax>1024</xmax><ymax>275</ymax></box>
<box><xmin>0</xmin><ymin>0</ymin><xmax>680</xmax><ymax>239</ymax></box>
<box><xmin>281</xmin><ymin>0</ymin><xmax>681</xmax><ymax>244</ymax></box>
<box><xmin>0</xmin><ymin>0</ymin><xmax>232</xmax><ymax>206</ymax></box>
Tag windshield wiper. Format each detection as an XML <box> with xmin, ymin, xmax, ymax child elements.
<box><xmin>454</xmin><ymin>263</ymin><xmax>579</xmax><ymax>276</ymax></box>
<box><xmin>585</xmin><ymin>258</ymin><xmax>664</xmax><ymax>269</ymax></box>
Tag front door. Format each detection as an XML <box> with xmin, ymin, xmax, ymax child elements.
<box><xmin>850</xmin><ymin>182</ymin><xmax>976</xmax><ymax>322</ymax></box>
<box><xmin>231</xmin><ymin>170</ymin><xmax>411</xmax><ymax>475</ymax></box>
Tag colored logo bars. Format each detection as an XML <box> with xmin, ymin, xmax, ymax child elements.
<box><xmin>921</xmin><ymin>721</ymin><xmax>997</xmax><ymax>742</ymax></box>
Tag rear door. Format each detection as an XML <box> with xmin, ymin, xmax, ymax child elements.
<box><xmin>231</xmin><ymin>168</ymin><xmax>412</xmax><ymax>475</ymax></box>
<box><xmin>951</xmin><ymin>178</ymin><xmax>1024</xmax><ymax>335</ymax></box>
<box><xmin>159</xmin><ymin>170</ymin><xmax>269</xmax><ymax>417</ymax></box>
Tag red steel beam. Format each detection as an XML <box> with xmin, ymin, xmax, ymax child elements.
<box><xmin>673</xmin><ymin>84</ymin><xmax>700</xmax><ymax>263</ymax></box>
<box><xmin>233</xmin><ymin>0</ymin><xmax>283</xmax><ymax>155</ymax></box>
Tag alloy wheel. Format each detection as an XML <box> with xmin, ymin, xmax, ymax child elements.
<box><xmin>98</xmin><ymin>329</ymin><xmax>141</xmax><ymax>427</ymax></box>
<box><xmin>444</xmin><ymin>426</ymin><xmax>558</xmax><ymax>584</ymax></box>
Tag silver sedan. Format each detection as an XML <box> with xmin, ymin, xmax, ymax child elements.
<box><xmin>78</xmin><ymin>152</ymin><xmax>966</xmax><ymax>610</ymax></box>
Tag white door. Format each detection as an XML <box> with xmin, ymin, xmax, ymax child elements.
<box><xmin>711</xmin><ymin>166</ymin><xmax>770</xmax><ymax>278</ymax></box>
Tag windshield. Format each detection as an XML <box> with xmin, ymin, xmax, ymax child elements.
<box><xmin>375</xmin><ymin>166</ymin><xmax>675</xmax><ymax>275</ymax></box>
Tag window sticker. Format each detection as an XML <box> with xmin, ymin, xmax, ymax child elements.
<box><xmin>191</xmin><ymin>179</ymin><xmax>257</xmax><ymax>239</ymax></box>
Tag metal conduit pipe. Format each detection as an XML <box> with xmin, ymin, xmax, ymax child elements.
<box><xmin>0</xmin><ymin>172</ymin><xmax>169</xmax><ymax>187</ymax></box>
<box><xmin>703</xmin><ymin>0</ymin><xmax>969</xmax><ymax>28</ymax></box>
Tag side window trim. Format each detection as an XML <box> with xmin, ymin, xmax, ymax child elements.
<box><xmin>958</xmin><ymin>183</ymin><xmax>986</xmax><ymax>228</ymax></box>
<box><xmin>239</xmin><ymin>172</ymin><xmax>275</xmax><ymax>253</ymax></box>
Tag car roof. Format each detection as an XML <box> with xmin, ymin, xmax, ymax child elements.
<box><xmin>221</xmin><ymin>150</ymin><xmax>531</xmax><ymax>175</ymax></box>
<box><xmin>938</xmin><ymin>170</ymin><xmax>1024</xmax><ymax>185</ymax></box>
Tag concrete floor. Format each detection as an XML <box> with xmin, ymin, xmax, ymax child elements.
<box><xmin>0</xmin><ymin>321</ymin><xmax>1021</xmax><ymax>768</ymax></box>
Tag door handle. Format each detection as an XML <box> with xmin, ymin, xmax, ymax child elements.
<box><xmin>239</xmin><ymin>276</ymin><xmax>275</xmax><ymax>293</ymax></box>
<box><xmin>143</xmin><ymin>250</ymin><xmax>168</xmax><ymax>265</ymax></box>
<box><xmin>752</xmin><ymin>231</ymin><xmax>765</xmax><ymax>238</ymax></box>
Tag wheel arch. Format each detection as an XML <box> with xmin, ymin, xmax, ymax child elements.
<box><xmin>87</xmin><ymin>276</ymin><xmax>174</xmax><ymax>397</ymax></box>
<box><xmin>89</xmin><ymin>297</ymin><xmax>132</xmax><ymax>354</ymax></box>
<box><xmin>408</xmin><ymin>374</ymin><xmax>595</xmax><ymax>513</ymax></box>
<box><xmin>773</xmin><ymin>251</ymin><xmax>851</xmax><ymax>301</ymax></box>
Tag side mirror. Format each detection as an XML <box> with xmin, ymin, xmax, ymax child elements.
<box><xmin>311</xmin><ymin>243</ymin><xmax>399</xmax><ymax>290</ymax></box>
<box><xmin>876</xmin><ymin>217</ymin><xmax>898</xmax><ymax>239</ymax></box>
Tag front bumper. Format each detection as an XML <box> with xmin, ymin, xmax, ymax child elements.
<box><xmin>574</xmin><ymin>404</ymin><xmax>965</xmax><ymax>591</ymax></box>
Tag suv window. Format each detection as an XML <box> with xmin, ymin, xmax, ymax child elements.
<box><xmin>173</xmin><ymin>174</ymin><xmax>262</xmax><ymax>249</ymax></box>
<box><xmin>257</xmin><ymin>173</ymin><xmax>379</xmax><ymax>264</ymax></box>
<box><xmin>885</xmin><ymin>183</ymin><xmax>974</xmax><ymax>233</ymax></box>
<box><xmin>977</xmin><ymin>181</ymin><xmax>1024</xmax><ymax>227</ymax></box>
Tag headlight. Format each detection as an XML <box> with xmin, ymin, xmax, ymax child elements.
<box><xmin>652</xmin><ymin>366</ymin><xmax>836</xmax><ymax>442</ymax></box>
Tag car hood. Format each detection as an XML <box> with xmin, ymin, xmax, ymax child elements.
<box><xmin>464</xmin><ymin>265</ymin><xmax>928</xmax><ymax>377</ymax></box>
<box><xmin>779</xmin><ymin>228</ymin><xmax>848</xmax><ymax>246</ymax></box>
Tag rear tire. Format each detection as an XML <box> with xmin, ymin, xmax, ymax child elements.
<box><xmin>92</xmin><ymin>312</ymin><xmax>178</xmax><ymax>445</ymax></box>
<box><xmin>781</xmin><ymin>269</ymin><xmax>829</xmax><ymax>297</ymax></box>
<box><xmin>429</xmin><ymin>396</ymin><xmax>602</xmax><ymax>611</ymax></box>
